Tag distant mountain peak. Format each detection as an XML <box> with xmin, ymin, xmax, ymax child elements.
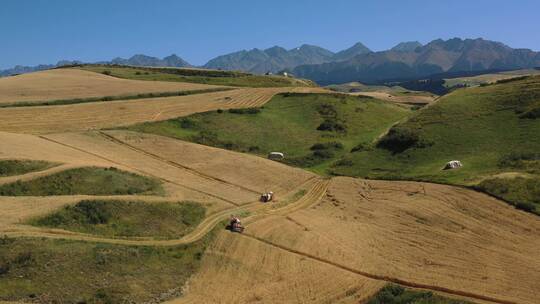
<box><xmin>333</xmin><ymin>42</ymin><xmax>372</xmax><ymax>61</ymax></box>
<box><xmin>391</xmin><ymin>41</ymin><xmax>422</xmax><ymax>52</ymax></box>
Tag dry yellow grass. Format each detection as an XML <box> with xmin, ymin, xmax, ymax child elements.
<box><xmin>0</xmin><ymin>86</ymin><xmax>325</xmax><ymax>134</ymax></box>
<box><xmin>350</xmin><ymin>91</ymin><xmax>436</xmax><ymax>105</ymax></box>
<box><xmin>0</xmin><ymin>68</ymin><xmax>224</xmax><ymax>104</ymax></box>
<box><xmin>241</xmin><ymin>177</ymin><xmax>540</xmax><ymax>304</ymax></box>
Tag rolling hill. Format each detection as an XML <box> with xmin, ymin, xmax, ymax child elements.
<box><xmin>332</xmin><ymin>75</ymin><xmax>540</xmax><ymax>213</ymax></box>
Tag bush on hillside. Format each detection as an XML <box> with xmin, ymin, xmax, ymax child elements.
<box><xmin>228</xmin><ymin>108</ymin><xmax>260</xmax><ymax>114</ymax></box>
<box><xmin>317</xmin><ymin>103</ymin><xmax>337</xmax><ymax>117</ymax></box>
<box><xmin>102</xmin><ymin>70</ymin><xmax>111</xmax><ymax>76</ymax></box>
<box><xmin>179</xmin><ymin>118</ymin><xmax>198</xmax><ymax>129</ymax></box>
<box><xmin>351</xmin><ymin>142</ymin><xmax>369</xmax><ymax>152</ymax></box>
<box><xmin>317</xmin><ymin>119</ymin><xmax>347</xmax><ymax>132</ymax></box>
<box><xmin>519</xmin><ymin>106</ymin><xmax>540</xmax><ymax>119</ymax></box>
<box><xmin>310</xmin><ymin>142</ymin><xmax>343</xmax><ymax>151</ymax></box>
<box><xmin>377</xmin><ymin>126</ymin><xmax>427</xmax><ymax>153</ymax></box>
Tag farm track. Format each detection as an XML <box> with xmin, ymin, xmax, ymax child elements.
<box><xmin>2</xmin><ymin>179</ymin><xmax>328</xmax><ymax>246</ymax></box>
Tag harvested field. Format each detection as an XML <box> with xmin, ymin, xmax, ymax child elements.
<box><xmin>238</xmin><ymin>177</ymin><xmax>540</xmax><ymax>304</ymax></box>
<box><xmin>0</xmin><ymin>87</ymin><xmax>326</xmax><ymax>134</ymax></box>
<box><xmin>0</xmin><ymin>69</ymin><xmax>224</xmax><ymax>104</ymax></box>
<box><xmin>171</xmin><ymin>232</ymin><xmax>385</xmax><ymax>304</ymax></box>
<box><xmin>0</xmin><ymin>130</ymin><xmax>315</xmax><ymax>240</ymax></box>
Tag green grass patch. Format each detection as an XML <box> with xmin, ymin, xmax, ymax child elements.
<box><xmin>0</xmin><ymin>160</ymin><xmax>57</xmax><ymax>177</ymax></box>
<box><xmin>368</xmin><ymin>284</ymin><xmax>470</xmax><ymax>304</ymax></box>
<box><xmin>124</xmin><ymin>93</ymin><xmax>410</xmax><ymax>174</ymax></box>
<box><xmin>76</xmin><ymin>65</ymin><xmax>315</xmax><ymax>88</ymax></box>
<box><xmin>0</xmin><ymin>167</ymin><xmax>162</xmax><ymax>196</ymax></box>
<box><xmin>475</xmin><ymin>177</ymin><xmax>540</xmax><ymax>215</ymax></box>
<box><xmin>0</xmin><ymin>87</ymin><xmax>233</xmax><ymax>108</ymax></box>
<box><xmin>0</xmin><ymin>231</ymin><xmax>216</xmax><ymax>303</ymax></box>
<box><xmin>331</xmin><ymin>75</ymin><xmax>540</xmax><ymax>214</ymax></box>
<box><xmin>29</xmin><ymin>200</ymin><xmax>205</xmax><ymax>239</ymax></box>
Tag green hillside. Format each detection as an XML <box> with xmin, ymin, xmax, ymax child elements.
<box><xmin>332</xmin><ymin>76</ymin><xmax>540</xmax><ymax>214</ymax></box>
<box><xmin>75</xmin><ymin>65</ymin><xmax>315</xmax><ymax>87</ymax></box>
<box><xmin>125</xmin><ymin>93</ymin><xmax>411</xmax><ymax>174</ymax></box>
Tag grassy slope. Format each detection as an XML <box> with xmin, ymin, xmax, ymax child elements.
<box><xmin>0</xmin><ymin>160</ymin><xmax>57</xmax><ymax>177</ymax></box>
<box><xmin>0</xmin><ymin>232</ymin><xmax>215</xmax><ymax>303</ymax></box>
<box><xmin>332</xmin><ymin>76</ymin><xmax>540</xmax><ymax>213</ymax></box>
<box><xmin>126</xmin><ymin>93</ymin><xmax>411</xmax><ymax>174</ymax></box>
<box><xmin>0</xmin><ymin>167</ymin><xmax>162</xmax><ymax>196</ymax></box>
<box><xmin>29</xmin><ymin>200</ymin><xmax>205</xmax><ymax>239</ymax></box>
<box><xmin>77</xmin><ymin>65</ymin><xmax>314</xmax><ymax>88</ymax></box>
<box><xmin>367</xmin><ymin>285</ymin><xmax>470</xmax><ymax>304</ymax></box>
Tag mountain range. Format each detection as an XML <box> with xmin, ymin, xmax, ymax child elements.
<box><xmin>0</xmin><ymin>54</ymin><xmax>190</xmax><ymax>77</ymax></box>
<box><xmin>204</xmin><ymin>42</ymin><xmax>371</xmax><ymax>74</ymax></box>
<box><xmin>292</xmin><ymin>38</ymin><xmax>540</xmax><ymax>84</ymax></box>
<box><xmin>2</xmin><ymin>38</ymin><xmax>539</xmax><ymax>85</ymax></box>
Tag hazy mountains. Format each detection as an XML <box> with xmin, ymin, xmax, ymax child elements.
<box><xmin>292</xmin><ymin>38</ymin><xmax>540</xmax><ymax>84</ymax></box>
<box><xmin>0</xmin><ymin>54</ymin><xmax>191</xmax><ymax>77</ymax></box>
<box><xmin>2</xmin><ymin>38</ymin><xmax>539</xmax><ymax>85</ymax></box>
<box><xmin>204</xmin><ymin>43</ymin><xmax>371</xmax><ymax>74</ymax></box>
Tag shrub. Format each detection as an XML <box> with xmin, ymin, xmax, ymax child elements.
<box><xmin>351</xmin><ymin>143</ymin><xmax>367</xmax><ymax>152</ymax></box>
<box><xmin>377</xmin><ymin>126</ymin><xmax>424</xmax><ymax>153</ymax></box>
<box><xmin>516</xmin><ymin>202</ymin><xmax>536</xmax><ymax>213</ymax></box>
<box><xmin>317</xmin><ymin>103</ymin><xmax>337</xmax><ymax>117</ymax></box>
<box><xmin>313</xmin><ymin>149</ymin><xmax>334</xmax><ymax>159</ymax></box>
<box><xmin>228</xmin><ymin>108</ymin><xmax>260</xmax><ymax>114</ymax></box>
<box><xmin>317</xmin><ymin>119</ymin><xmax>347</xmax><ymax>132</ymax></box>
<box><xmin>135</xmin><ymin>71</ymin><xmax>142</xmax><ymax>75</ymax></box>
<box><xmin>333</xmin><ymin>158</ymin><xmax>353</xmax><ymax>167</ymax></box>
<box><xmin>519</xmin><ymin>107</ymin><xmax>540</xmax><ymax>119</ymax></box>
<box><xmin>102</xmin><ymin>70</ymin><xmax>111</xmax><ymax>76</ymax></box>
<box><xmin>310</xmin><ymin>142</ymin><xmax>343</xmax><ymax>150</ymax></box>
<box><xmin>179</xmin><ymin>118</ymin><xmax>197</xmax><ymax>129</ymax></box>
<box><xmin>217</xmin><ymin>109</ymin><xmax>223</xmax><ymax>113</ymax></box>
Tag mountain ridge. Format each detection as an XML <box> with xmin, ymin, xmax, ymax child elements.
<box><xmin>292</xmin><ymin>38</ymin><xmax>540</xmax><ymax>84</ymax></box>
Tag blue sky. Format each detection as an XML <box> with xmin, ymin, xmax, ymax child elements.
<box><xmin>1</xmin><ymin>0</ymin><xmax>539</xmax><ymax>69</ymax></box>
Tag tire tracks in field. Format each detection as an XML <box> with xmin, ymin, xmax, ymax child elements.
<box><xmin>239</xmin><ymin>232</ymin><xmax>517</xmax><ymax>304</ymax></box>
<box><xmin>37</xmin><ymin>135</ymin><xmax>241</xmax><ymax>206</ymax></box>
<box><xmin>98</xmin><ymin>131</ymin><xmax>261</xmax><ymax>195</ymax></box>
<box><xmin>4</xmin><ymin>179</ymin><xmax>328</xmax><ymax>246</ymax></box>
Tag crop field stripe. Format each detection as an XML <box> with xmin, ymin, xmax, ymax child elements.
<box><xmin>239</xmin><ymin>232</ymin><xmax>517</xmax><ymax>304</ymax></box>
<box><xmin>0</xmin><ymin>87</ymin><xmax>235</xmax><ymax>108</ymax></box>
<box><xmin>98</xmin><ymin>131</ymin><xmax>261</xmax><ymax>195</ymax></box>
<box><xmin>37</xmin><ymin>135</ymin><xmax>241</xmax><ymax>206</ymax></box>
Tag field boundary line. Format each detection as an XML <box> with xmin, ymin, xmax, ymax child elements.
<box><xmin>240</xmin><ymin>233</ymin><xmax>518</xmax><ymax>304</ymax></box>
<box><xmin>37</xmin><ymin>135</ymin><xmax>241</xmax><ymax>206</ymax></box>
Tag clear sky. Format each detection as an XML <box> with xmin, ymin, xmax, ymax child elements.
<box><xmin>1</xmin><ymin>0</ymin><xmax>539</xmax><ymax>69</ymax></box>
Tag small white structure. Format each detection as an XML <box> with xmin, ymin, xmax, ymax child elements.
<box><xmin>268</xmin><ymin>152</ymin><xmax>284</xmax><ymax>160</ymax></box>
<box><xmin>444</xmin><ymin>160</ymin><xmax>463</xmax><ymax>170</ymax></box>
<box><xmin>282</xmin><ymin>72</ymin><xmax>288</xmax><ymax>77</ymax></box>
